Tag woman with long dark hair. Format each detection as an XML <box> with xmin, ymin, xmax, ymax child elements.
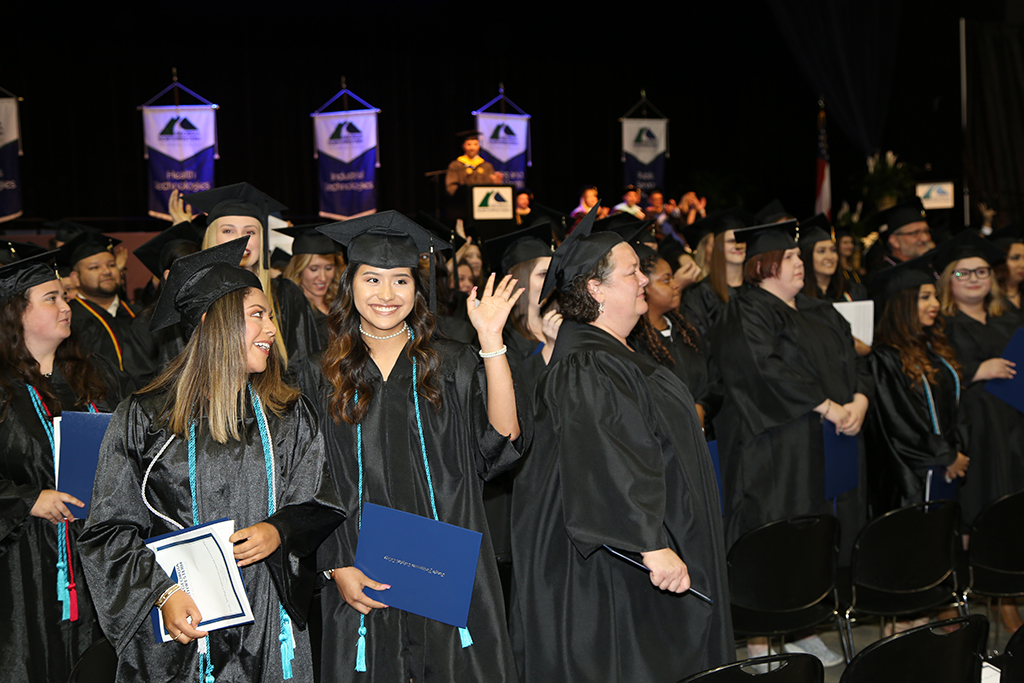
<box><xmin>0</xmin><ymin>252</ymin><xmax>125</xmax><ymax>682</ymax></box>
<box><xmin>681</xmin><ymin>209</ymin><xmax>752</xmax><ymax>337</ymax></box>
<box><xmin>304</xmin><ymin>213</ymin><xmax>527</xmax><ymax>683</ymax></box>
<box><xmin>79</xmin><ymin>239</ymin><xmax>345</xmax><ymax>683</ymax></box>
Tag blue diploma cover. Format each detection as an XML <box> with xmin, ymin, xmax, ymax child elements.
<box><xmin>823</xmin><ymin>425</ymin><xmax>859</xmax><ymax>501</ymax></box>
<box><xmin>354</xmin><ymin>503</ymin><xmax>482</xmax><ymax>628</ymax></box>
<box><xmin>55</xmin><ymin>411</ymin><xmax>112</xmax><ymax>515</ymax></box>
<box><xmin>985</xmin><ymin>328</ymin><xmax>1024</xmax><ymax>414</ymax></box>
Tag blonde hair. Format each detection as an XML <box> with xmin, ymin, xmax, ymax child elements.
<box><xmin>282</xmin><ymin>252</ymin><xmax>345</xmax><ymax>311</ymax></box>
<box><xmin>140</xmin><ymin>288</ymin><xmax>299</xmax><ymax>443</ymax></box>
<box><xmin>937</xmin><ymin>260</ymin><xmax>1004</xmax><ymax>318</ymax></box>
<box><xmin>202</xmin><ymin>217</ymin><xmax>289</xmax><ymax>365</ymax></box>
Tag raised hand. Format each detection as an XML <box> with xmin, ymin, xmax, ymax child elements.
<box><xmin>168</xmin><ymin>189</ymin><xmax>195</xmax><ymax>224</ymax></box>
<box><xmin>467</xmin><ymin>273</ymin><xmax>524</xmax><ymax>344</ymax></box>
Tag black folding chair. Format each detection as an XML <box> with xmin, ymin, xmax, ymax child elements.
<box><xmin>727</xmin><ymin>515</ymin><xmax>844</xmax><ymax>658</ymax></box>
<box><xmin>965</xmin><ymin>490</ymin><xmax>1024</xmax><ymax>638</ymax></box>
<box><xmin>840</xmin><ymin>500</ymin><xmax>965</xmax><ymax>657</ymax></box>
<box><xmin>990</xmin><ymin>622</ymin><xmax>1024</xmax><ymax>682</ymax></box>
<box><xmin>838</xmin><ymin>615</ymin><xmax>988</xmax><ymax>683</ymax></box>
<box><xmin>678</xmin><ymin>653</ymin><xmax>823</xmax><ymax>683</ymax></box>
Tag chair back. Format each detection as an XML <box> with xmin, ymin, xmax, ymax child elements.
<box><xmin>728</xmin><ymin>515</ymin><xmax>838</xmax><ymax>612</ymax></box>
<box><xmin>851</xmin><ymin>500</ymin><xmax>958</xmax><ymax>593</ymax></box>
<box><xmin>970</xmin><ymin>490</ymin><xmax>1024</xmax><ymax>573</ymax></box>
<box><xmin>999</xmin><ymin>623</ymin><xmax>1024</xmax><ymax>682</ymax></box>
<box><xmin>839</xmin><ymin>615</ymin><xmax>988</xmax><ymax>683</ymax></box>
<box><xmin>678</xmin><ymin>653</ymin><xmax>823</xmax><ymax>683</ymax></box>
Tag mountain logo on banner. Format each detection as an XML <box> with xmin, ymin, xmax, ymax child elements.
<box><xmin>159</xmin><ymin>117</ymin><xmax>200</xmax><ymax>138</ymax></box>
<box><xmin>488</xmin><ymin>123</ymin><xmax>517</xmax><ymax>146</ymax></box>
<box><xmin>633</xmin><ymin>127</ymin><xmax>658</xmax><ymax>147</ymax></box>
<box><xmin>329</xmin><ymin>121</ymin><xmax>363</xmax><ymax>144</ymax></box>
<box><xmin>478</xmin><ymin>190</ymin><xmax>508</xmax><ymax>208</ymax></box>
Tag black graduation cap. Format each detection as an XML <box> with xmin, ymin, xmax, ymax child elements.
<box><xmin>43</xmin><ymin>220</ymin><xmax>97</xmax><ymax>244</ymax></box>
<box><xmin>417</xmin><ymin>211</ymin><xmax>467</xmax><ymax>252</ymax></box>
<box><xmin>871</xmin><ymin>197</ymin><xmax>926</xmax><ymax>234</ymax></box>
<box><xmin>151</xmin><ymin>237</ymin><xmax>262</xmax><ymax>334</ymax></box>
<box><xmin>183</xmin><ymin>182</ymin><xmax>288</xmax><ymax>227</ymax></box>
<box><xmin>56</xmin><ymin>231</ymin><xmax>121</xmax><ymax>268</ymax></box>
<box><xmin>270</xmin><ymin>248</ymin><xmax>293</xmax><ymax>271</ymax></box>
<box><xmin>528</xmin><ymin>202</ymin><xmax>572</xmax><ymax>241</ymax></box>
<box><xmin>989</xmin><ymin>224</ymin><xmax>1023</xmax><ymax>251</ymax></box>
<box><xmin>633</xmin><ymin>242</ymin><xmax>659</xmax><ymax>264</ymax></box>
<box><xmin>755</xmin><ymin>199</ymin><xmax>796</xmax><ymax>224</ymax></box>
<box><xmin>540</xmin><ymin>204</ymin><xmax>622</xmax><ymax>302</ymax></box>
<box><xmin>870</xmin><ymin>252</ymin><xmax>936</xmax><ymax>303</ymax></box>
<box><xmin>734</xmin><ymin>220</ymin><xmax>799</xmax><ymax>259</ymax></box>
<box><xmin>930</xmin><ymin>229</ymin><xmax>1007</xmax><ymax>274</ymax></box>
<box><xmin>482</xmin><ymin>221</ymin><xmax>553</xmax><ymax>276</ymax></box>
<box><xmin>318</xmin><ymin>211</ymin><xmax>451</xmax><ymax>312</ymax></box>
<box><xmin>133</xmin><ymin>222</ymin><xmax>203</xmax><ymax>277</ymax></box>
<box><xmin>456</xmin><ymin>129</ymin><xmax>482</xmax><ymax>143</ymax></box>
<box><xmin>0</xmin><ymin>249</ymin><xmax>60</xmax><ymax>304</ymax></box>
<box><xmin>689</xmin><ymin>207</ymin><xmax>755</xmax><ymax>240</ymax></box>
<box><xmin>798</xmin><ymin>214</ymin><xmax>834</xmax><ymax>247</ymax></box>
<box><xmin>276</xmin><ymin>225</ymin><xmax>336</xmax><ymax>256</ymax></box>
<box><xmin>0</xmin><ymin>239</ymin><xmax>46</xmax><ymax>266</ymax></box>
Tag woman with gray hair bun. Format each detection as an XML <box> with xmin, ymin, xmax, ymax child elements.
<box><xmin>509</xmin><ymin>205</ymin><xmax>733</xmax><ymax>683</ymax></box>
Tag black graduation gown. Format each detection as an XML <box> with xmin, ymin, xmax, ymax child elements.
<box><xmin>710</xmin><ymin>287</ymin><xmax>871</xmax><ymax>554</ymax></box>
<box><xmin>70</xmin><ymin>296</ymin><xmax>152</xmax><ymax>384</ymax></box>
<box><xmin>680</xmin><ymin>279</ymin><xmax>740</xmax><ymax>338</ymax></box>
<box><xmin>299</xmin><ymin>339</ymin><xmax>529</xmax><ymax>683</ymax></box>
<box><xmin>0</xmin><ymin>361</ymin><xmax>126</xmax><ymax>682</ymax></box>
<box><xmin>78</xmin><ymin>390</ymin><xmax>345</xmax><ymax>683</ymax></box>
<box><xmin>631</xmin><ymin>320</ymin><xmax>717</xmax><ymax>414</ymax></box>
<box><xmin>945</xmin><ymin>311</ymin><xmax>1024</xmax><ymax>526</ymax></box>
<box><xmin>509</xmin><ymin>321</ymin><xmax>733</xmax><ymax>683</ymax></box>
<box><xmin>865</xmin><ymin>345</ymin><xmax>967</xmax><ymax>513</ymax></box>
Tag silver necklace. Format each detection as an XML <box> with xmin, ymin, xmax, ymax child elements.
<box><xmin>359</xmin><ymin>321</ymin><xmax>409</xmax><ymax>340</ymax></box>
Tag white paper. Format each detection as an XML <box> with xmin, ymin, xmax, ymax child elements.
<box><xmin>981</xmin><ymin>662</ymin><xmax>1000</xmax><ymax>682</ymax></box>
<box><xmin>146</xmin><ymin>518</ymin><xmax>253</xmax><ymax>641</ymax></box>
<box><xmin>52</xmin><ymin>416</ymin><xmax>61</xmax><ymax>488</ymax></box>
<box><xmin>832</xmin><ymin>300</ymin><xmax>875</xmax><ymax>347</ymax></box>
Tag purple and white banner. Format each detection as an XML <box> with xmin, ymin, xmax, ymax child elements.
<box><xmin>313</xmin><ymin>109</ymin><xmax>378</xmax><ymax>220</ymax></box>
<box><xmin>0</xmin><ymin>98</ymin><xmax>23</xmax><ymax>223</ymax></box>
<box><xmin>622</xmin><ymin>117</ymin><xmax>667</xmax><ymax>193</ymax></box>
<box><xmin>476</xmin><ymin>112</ymin><xmax>529</xmax><ymax>190</ymax></box>
<box><xmin>142</xmin><ymin>105</ymin><xmax>217</xmax><ymax>219</ymax></box>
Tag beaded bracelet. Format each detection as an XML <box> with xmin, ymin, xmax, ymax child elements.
<box><xmin>479</xmin><ymin>345</ymin><xmax>508</xmax><ymax>359</ymax></box>
<box><xmin>155</xmin><ymin>584</ymin><xmax>182</xmax><ymax>609</ymax></box>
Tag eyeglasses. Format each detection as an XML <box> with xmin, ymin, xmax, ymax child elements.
<box><xmin>894</xmin><ymin>227</ymin><xmax>931</xmax><ymax>240</ymax></box>
<box><xmin>952</xmin><ymin>267</ymin><xmax>992</xmax><ymax>281</ymax></box>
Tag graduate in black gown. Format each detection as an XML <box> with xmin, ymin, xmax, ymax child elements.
<box><xmin>629</xmin><ymin>244</ymin><xmax>719</xmax><ymax>433</ymax></box>
<box><xmin>510</xmin><ymin>206</ymin><xmax>733</xmax><ymax>683</ymax></box>
<box><xmin>0</xmin><ymin>252</ymin><xmax>127</xmax><ymax>682</ymax></box>
<box><xmin>799</xmin><ymin>215</ymin><xmax>869</xmax><ymax>303</ymax></box>
<box><xmin>993</xmin><ymin>225</ymin><xmax>1024</xmax><ymax>322</ymax></box>
<box><xmin>79</xmin><ymin>239</ymin><xmax>345</xmax><ymax>683</ymax></box>
<box><xmin>680</xmin><ymin>208</ymin><xmax>753</xmax><ymax>338</ymax></box>
<box><xmin>865</xmin><ymin>257</ymin><xmax>970</xmax><ymax>514</ymax></box>
<box><xmin>931</xmin><ymin>234</ymin><xmax>1023</xmax><ymax>529</ymax></box>
<box><xmin>280</xmin><ymin>226</ymin><xmax>346</xmax><ymax>349</ymax></box>
<box><xmin>302</xmin><ymin>213</ymin><xmax>529</xmax><ymax>683</ymax></box>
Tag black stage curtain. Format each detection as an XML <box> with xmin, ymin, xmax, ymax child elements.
<box><xmin>767</xmin><ymin>0</ymin><xmax>903</xmax><ymax>158</ymax></box>
<box><xmin>965</xmin><ymin>21</ymin><xmax>1024</xmax><ymax>225</ymax></box>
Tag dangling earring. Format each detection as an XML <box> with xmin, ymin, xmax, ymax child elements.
<box><xmin>598</xmin><ymin>301</ymin><xmax>605</xmax><ymax>314</ymax></box>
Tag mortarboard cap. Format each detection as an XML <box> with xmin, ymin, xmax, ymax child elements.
<box><xmin>133</xmin><ymin>222</ymin><xmax>203</xmax><ymax>277</ymax></box>
<box><xmin>540</xmin><ymin>204</ymin><xmax>622</xmax><ymax>302</ymax></box>
<box><xmin>0</xmin><ymin>249</ymin><xmax>61</xmax><ymax>304</ymax></box>
<box><xmin>56</xmin><ymin>231</ymin><xmax>121</xmax><ymax>268</ymax></box>
<box><xmin>528</xmin><ymin>202</ymin><xmax>571</xmax><ymax>241</ymax></box>
<box><xmin>276</xmin><ymin>224</ymin><xmax>336</xmax><ymax>256</ymax></box>
<box><xmin>151</xmin><ymin>237</ymin><xmax>262</xmax><ymax>334</ymax></box>
<box><xmin>183</xmin><ymin>182</ymin><xmax>288</xmax><ymax>227</ymax></box>
<box><xmin>43</xmin><ymin>220</ymin><xmax>97</xmax><ymax>245</ymax></box>
<box><xmin>0</xmin><ymin>240</ymin><xmax>46</xmax><ymax>266</ymax></box>
<box><xmin>270</xmin><ymin>248</ymin><xmax>293</xmax><ymax>271</ymax></box>
<box><xmin>871</xmin><ymin>198</ymin><xmax>927</xmax><ymax>234</ymax></box>
<box><xmin>633</xmin><ymin>242</ymin><xmax>659</xmax><ymax>264</ymax></box>
<box><xmin>930</xmin><ymin>229</ymin><xmax>1007</xmax><ymax>274</ymax></box>
<box><xmin>798</xmin><ymin>214</ymin><xmax>834</xmax><ymax>247</ymax></box>
<box><xmin>990</xmin><ymin>224</ymin><xmax>1023</xmax><ymax>251</ymax></box>
<box><xmin>457</xmin><ymin>130</ymin><xmax>482</xmax><ymax>143</ymax></box>
<box><xmin>317</xmin><ymin>211</ymin><xmax>450</xmax><ymax>268</ymax></box>
<box><xmin>690</xmin><ymin>207</ymin><xmax>755</xmax><ymax>240</ymax></box>
<box><xmin>734</xmin><ymin>220</ymin><xmax>799</xmax><ymax>259</ymax></box>
<box><xmin>870</xmin><ymin>252</ymin><xmax>936</xmax><ymax>303</ymax></box>
<box><xmin>417</xmin><ymin>211</ymin><xmax>467</xmax><ymax>253</ymax></box>
<box><xmin>482</xmin><ymin>222</ymin><xmax>553</xmax><ymax>276</ymax></box>
<box><xmin>755</xmin><ymin>199</ymin><xmax>796</xmax><ymax>224</ymax></box>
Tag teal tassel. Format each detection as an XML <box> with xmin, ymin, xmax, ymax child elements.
<box><xmin>459</xmin><ymin>626</ymin><xmax>473</xmax><ymax>648</ymax></box>
<box><xmin>280</xmin><ymin>605</ymin><xmax>294</xmax><ymax>679</ymax></box>
<box><xmin>355</xmin><ymin>619</ymin><xmax>367</xmax><ymax>672</ymax></box>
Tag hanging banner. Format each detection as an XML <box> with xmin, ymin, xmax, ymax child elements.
<box><xmin>0</xmin><ymin>98</ymin><xmax>22</xmax><ymax>223</ymax></box>
<box><xmin>313</xmin><ymin>109</ymin><xmax>378</xmax><ymax>220</ymax></box>
<box><xmin>142</xmin><ymin>105</ymin><xmax>217</xmax><ymax>220</ymax></box>
<box><xmin>622</xmin><ymin>118</ymin><xmax>667</xmax><ymax>193</ymax></box>
<box><xmin>475</xmin><ymin>112</ymin><xmax>530</xmax><ymax>189</ymax></box>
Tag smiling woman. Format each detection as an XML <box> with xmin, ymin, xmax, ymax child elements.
<box><xmin>0</xmin><ymin>252</ymin><xmax>124</xmax><ymax>683</ymax></box>
<box><xmin>78</xmin><ymin>238</ymin><xmax>345</xmax><ymax>683</ymax></box>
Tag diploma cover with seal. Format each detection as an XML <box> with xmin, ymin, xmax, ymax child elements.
<box><xmin>354</xmin><ymin>503</ymin><xmax>482</xmax><ymax>628</ymax></box>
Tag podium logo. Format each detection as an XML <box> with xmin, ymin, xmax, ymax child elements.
<box><xmin>478</xmin><ymin>190</ymin><xmax>508</xmax><ymax>208</ymax></box>
<box><xmin>329</xmin><ymin>121</ymin><xmax>363</xmax><ymax>144</ymax></box>
<box><xmin>632</xmin><ymin>127</ymin><xmax>658</xmax><ymax>147</ymax></box>
<box><xmin>159</xmin><ymin>117</ymin><xmax>199</xmax><ymax>137</ymax></box>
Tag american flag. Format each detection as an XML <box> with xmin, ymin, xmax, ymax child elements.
<box><xmin>815</xmin><ymin>105</ymin><xmax>831</xmax><ymax>220</ymax></box>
